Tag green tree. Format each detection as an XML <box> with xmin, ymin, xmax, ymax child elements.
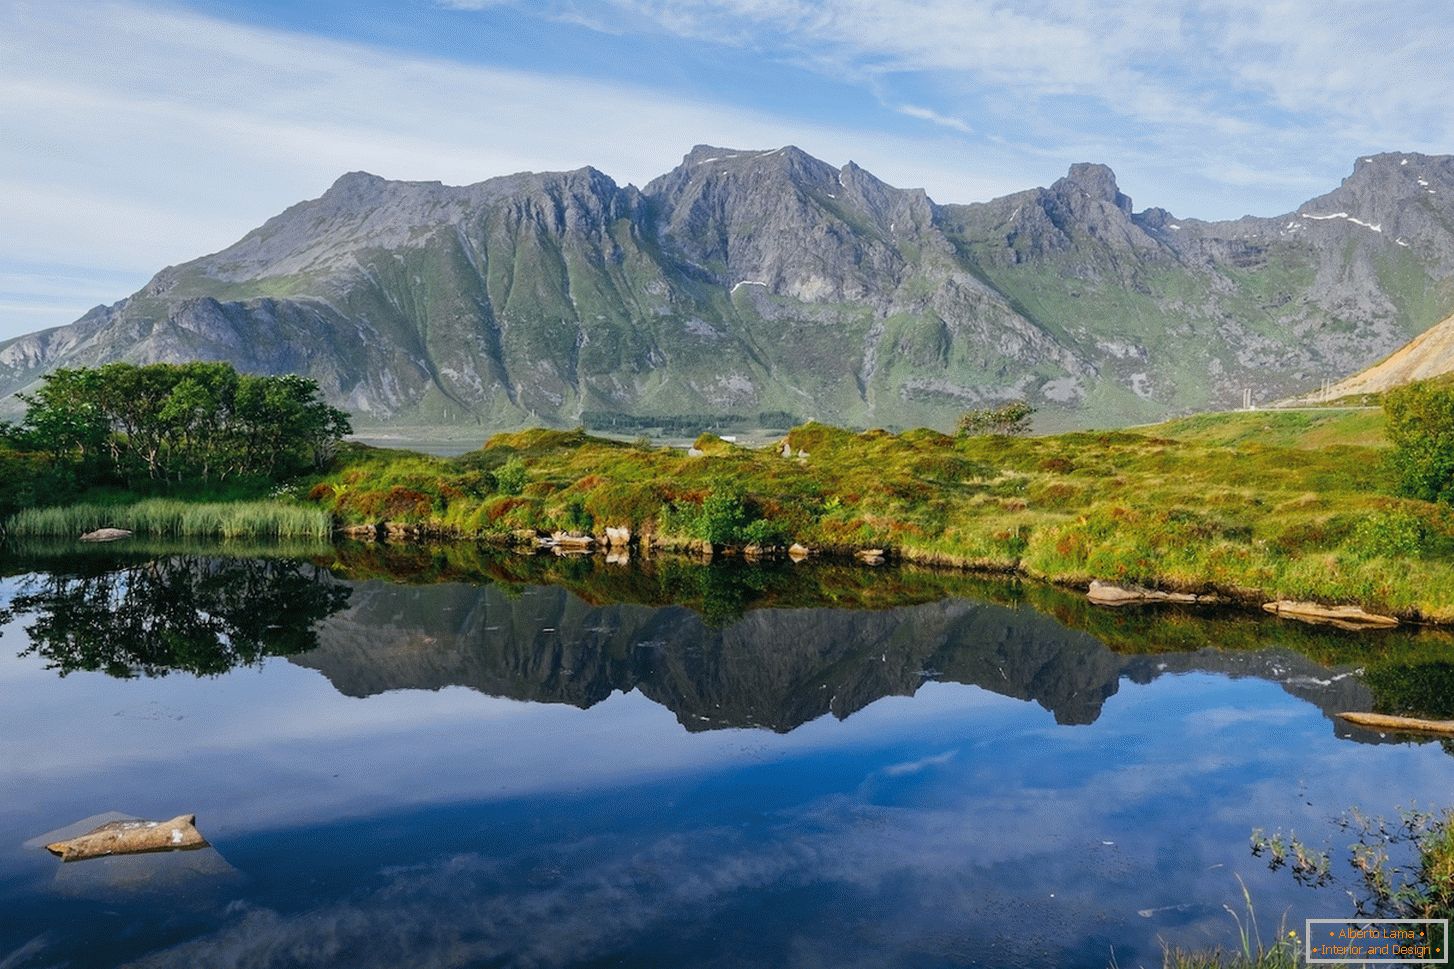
<box><xmin>956</xmin><ymin>401</ymin><xmax>1036</xmax><ymax>436</ymax></box>
<box><xmin>1385</xmin><ymin>380</ymin><xmax>1454</xmax><ymax>504</ymax></box>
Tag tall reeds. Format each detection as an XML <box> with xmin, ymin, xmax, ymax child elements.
<box><xmin>4</xmin><ymin>499</ymin><xmax>332</xmax><ymax>541</ymax></box>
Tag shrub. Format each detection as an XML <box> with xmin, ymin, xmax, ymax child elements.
<box><xmin>694</xmin><ymin>488</ymin><xmax>750</xmax><ymax>545</ymax></box>
<box><xmin>957</xmin><ymin>401</ymin><xmax>1036</xmax><ymax>436</ymax></box>
<box><xmin>560</xmin><ymin>495</ymin><xmax>594</xmax><ymax>533</ymax></box>
<box><xmin>496</xmin><ymin>457</ymin><xmax>528</xmax><ymax>496</ymax></box>
<box><xmin>1350</xmin><ymin>509</ymin><xmax>1427</xmax><ymax>559</ymax></box>
<box><xmin>1385</xmin><ymin>380</ymin><xmax>1454</xmax><ymax>503</ymax></box>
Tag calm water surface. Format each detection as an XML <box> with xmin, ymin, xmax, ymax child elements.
<box><xmin>2</xmin><ymin>546</ymin><xmax>1452</xmax><ymax>969</ymax></box>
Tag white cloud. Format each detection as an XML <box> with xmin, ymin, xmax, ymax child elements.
<box><xmin>597</xmin><ymin>0</ymin><xmax>1454</xmax><ymax>149</ymax></box>
<box><xmin>0</xmin><ymin>1</ymin><xmax>1033</xmax><ymax>341</ymax></box>
<box><xmin>896</xmin><ymin>104</ymin><xmax>972</xmax><ymax>135</ymax></box>
<box><xmin>567</xmin><ymin>0</ymin><xmax>1454</xmax><ymax>217</ymax></box>
<box><xmin>5</xmin><ymin>0</ymin><xmax>1448</xmax><ymax>343</ymax></box>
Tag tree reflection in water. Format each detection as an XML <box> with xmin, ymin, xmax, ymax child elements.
<box><xmin>1</xmin><ymin>556</ymin><xmax>351</xmax><ymax>677</ymax></box>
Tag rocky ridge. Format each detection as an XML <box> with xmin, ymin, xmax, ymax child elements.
<box><xmin>6</xmin><ymin>148</ymin><xmax>1454</xmax><ymax>429</ymax></box>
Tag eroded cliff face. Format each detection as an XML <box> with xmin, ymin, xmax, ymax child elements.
<box><xmin>7</xmin><ymin>148</ymin><xmax>1454</xmax><ymax>428</ymax></box>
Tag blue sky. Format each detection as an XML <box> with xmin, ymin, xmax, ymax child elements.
<box><xmin>3</xmin><ymin>0</ymin><xmax>1453</xmax><ymax>341</ymax></box>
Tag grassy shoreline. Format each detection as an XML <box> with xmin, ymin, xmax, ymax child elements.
<box><xmin>6</xmin><ymin>408</ymin><xmax>1452</xmax><ymax>623</ymax></box>
<box><xmin>294</xmin><ymin>409</ymin><xmax>1454</xmax><ymax>623</ymax></box>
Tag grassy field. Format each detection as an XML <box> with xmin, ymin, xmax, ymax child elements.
<box><xmin>298</xmin><ymin>406</ymin><xmax>1454</xmax><ymax>622</ymax></box>
<box><xmin>1145</xmin><ymin>407</ymin><xmax>1386</xmax><ymax>449</ymax></box>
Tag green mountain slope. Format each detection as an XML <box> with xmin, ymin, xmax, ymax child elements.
<box><xmin>5</xmin><ymin>147</ymin><xmax>1454</xmax><ymax>431</ymax></box>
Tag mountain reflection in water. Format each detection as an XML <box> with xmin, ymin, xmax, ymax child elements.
<box><xmin>5</xmin><ymin>542</ymin><xmax>1452</xmax><ymax>741</ymax></box>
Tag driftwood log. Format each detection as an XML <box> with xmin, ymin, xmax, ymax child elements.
<box><xmin>45</xmin><ymin>814</ymin><xmax>207</xmax><ymax>862</ymax></box>
<box><xmin>1262</xmin><ymin>600</ymin><xmax>1398</xmax><ymax>629</ymax></box>
<box><xmin>1337</xmin><ymin>712</ymin><xmax>1454</xmax><ymax>736</ymax></box>
<box><xmin>79</xmin><ymin>528</ymin><xmax>132</xmax><ymax>543</ymax></box>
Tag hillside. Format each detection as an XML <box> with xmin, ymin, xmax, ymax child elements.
<box><xmin>1147</xmin><ymin>407</ymin><xmax>1386</xmax><ymax>448</ymax></box>
<box><xmin>6</xmin><ymin>147</ymin><xmax>1454</xmax><ymax>431</ymax></box>
<box><xmin>1294</xmin><ymin>310</ymin><xmax>1454</xmax><ymax>400</ymax></box>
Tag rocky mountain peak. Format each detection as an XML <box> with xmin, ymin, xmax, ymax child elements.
<box><xmin>328</xmin><ymin>170</ymin><xmax>389</xmax><ymax>191</ymax></box>
<box><xmin>1056</xmin><ymin>162</ymin><xmax>1133</xmax><ymax>214</ymax></box>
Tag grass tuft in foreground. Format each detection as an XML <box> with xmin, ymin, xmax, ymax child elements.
<box><xmin>4</xmin><ymin>498</ymin><xmax>332</xmax><ymax>541</ymax></box>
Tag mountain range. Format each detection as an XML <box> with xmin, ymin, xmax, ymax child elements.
<box><xmin>5</xmin><ymin>145</ymin><xmax>1454</xmax><ymax>430</ymax></box>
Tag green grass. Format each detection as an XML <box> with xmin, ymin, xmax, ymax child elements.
<box><xmin>1148</xmin><ymin>408</ymin><xmax>1386</xmax><ymax>449</ymax></box>
<box><xmin>299</xmin><ymin>410</ymin><xmax>1454</xmax><ymax>623</ymax></box>
<box><xmin>4</xmin><ymin>498</ymin><xmax>332</xmax><ymax>540</ymax></box>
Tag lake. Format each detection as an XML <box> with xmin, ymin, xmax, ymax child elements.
<box><xmin>2</xmin><ymin>543</ymin><xmax>1452</xmax><ymax>968</ymax></box>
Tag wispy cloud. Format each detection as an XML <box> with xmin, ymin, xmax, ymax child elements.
<box><xmin>896</xmin><ymin>104</ymin><xmax>972</xmax><ymax>135</ymax></box>
<box><xmin>549</xmin><ymin>0</ymin><xmax>1454</xmax><ymax>214</ymax></box>
<box><xmin>4</xmin><ymin>0</ymin><xmax>1451</xmax><ymax>342</ymax></box>
<box><xmin>0</xmin><ymin>1</ymin><xmax>1034</xmax><ymax>340</ymax></box>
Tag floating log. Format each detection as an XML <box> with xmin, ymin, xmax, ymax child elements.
<box><xmin>1262</xmin><ymin>600</ymin><xmax>1398</xmax><ymax>629</ymax></box>
<box><xmin>45</xmin><ymin>814</ymin><xmax>207</xmax><ymax>862</ymax></box>
<box><xmin>79</xmin><ymin>528</ymin><xmax>132</xmax><ymax>543</ymax></box>
<box><xmin>1337</xmin><ymin>712</ymin><xmax>1454</xmax><ymax>736</ymax></box>
<box><xmin>1087</xmin><ymin>580</ymin><xmax>1201</xmax><ymax>606</ymax></box>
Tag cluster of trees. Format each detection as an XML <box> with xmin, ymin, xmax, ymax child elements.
<box><xmin>4</xmin><ymin>362</ymin><xmax>351</xmax><ymax>487</ymax></box>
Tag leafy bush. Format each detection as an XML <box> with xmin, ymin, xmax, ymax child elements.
<box><xmin>495</xmin><ymin>457</ymin><xmax>528</xmax><ymax>496</ymax></box>
<box><xmin>561</xmin><ymin>495</ymin><xmax>594</xmax><ymax>533</ymax></box>
<box><xmin>957</xmin><ymin>401</ymin><xmax>1036</xmax><ymax>436</ymax></box>
<box><xmin>694</xmin><ymin>488</ymin><xmax>750</xmax><ymax>545</ymax></box>
<box><xmin>11</xmin><ymin>362</ymin><xmax>350</xmax><ymax>488</ymax></box>
<box><xmin>1385</xmin><ymin>380</ymin><xmax>1454</xmax><ymax>503</ymax></box>
<box><xmin>1351</xmin><ymin>509</ymin><xmax>1427</xmax><ymax>559</ymax></box>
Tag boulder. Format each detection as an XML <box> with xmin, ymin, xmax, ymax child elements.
<box><xmin>383</xmin><ymin>522</ymin><xmax>423</xmax><ymax>541</ymax></box>
<box><xmin>79</xmin><ymin>528</ymin><xmax>132</xmax><ymax>543</ymax></box>
<box><xmin>338</xmin><ymin>523</ymin><xmax>381</xmax><ymax>541</ymax></box>
<box><xmin>1087</xmin><ymin>580</ymin><xmax>1200</xmax><ymax>606</ymax></box>
<box><xmin>687</xmin><ymin>447</ymin><xmax>705</xmax><ymax>458</ymax></box>
<box><xmin>604</xmin><ymin>525</ymin><xmax>631</xmax><ymax>547</ymax></box>
<box><xmin>780</xmin><ymin>440</ymin><xmax>793</xmax><ymax>458</ymax></box>
<box><xmin>46</xmin><ymin>814</ymin><xmax>207</xmax><ymax>862</ymax></box>
<box><xmin>550</xmin><ymin>531</ymin><xmax>594</xmax><ymax>549</ymax></box>
<box><xmin>855</xmin><ymin>548</ymin><xmax>886</xmax><ymax>565</ymax></box>
<box><xmin>788</xmin><ymin>543</ymin><xmax>811</xmax><ymax>561</ymax></box>
<box><xmin>1262</xmin><ymin>600</ymin><xmax>1398</xmax><ymax>629</ymax></box>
